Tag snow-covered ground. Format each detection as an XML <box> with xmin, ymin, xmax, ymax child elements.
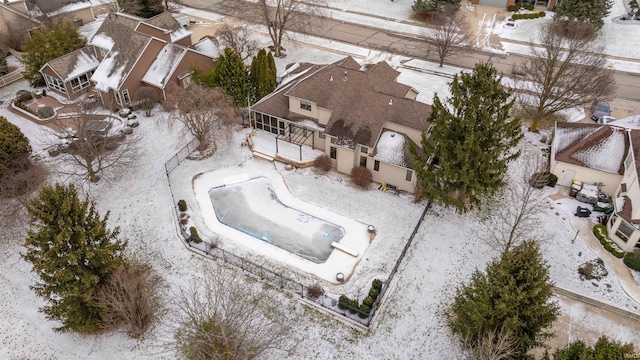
<box><xmin>2</xmin><ymin>8</ymin><xmax>640</xmax><ymax>359</ymax></box>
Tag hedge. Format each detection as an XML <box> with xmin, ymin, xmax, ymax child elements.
<box><xmin>592</xmin><ymin>224</ymin><xmax>625</xmax><ymax>258</ymax></box>
<box><xmin>511</xmin><ymin>12</ymin><xmax>546</xmax><ymax>20</ymax></box>
<box><xmin>507</xmin><ymin>3</ymin><xmax>534</xmax><ymax>11</ymax></box>
<box><xmin>624</xmin><ymin>249</ymin><xmax>640</xmax><ymax>271</ymax></box>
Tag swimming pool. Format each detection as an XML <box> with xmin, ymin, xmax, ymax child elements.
<box><xmin>208</xmin><ymin>177</ymin><xmax>346</xmax><ymax>263</ymax></box>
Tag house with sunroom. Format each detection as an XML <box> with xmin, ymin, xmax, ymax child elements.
<box><xmin>550</xmin><ymin>121</ymin><xmax>640</xmax><ymax>252</ymax></box>
<box><xmin>250</xmin><ymin>57</ymin><xmax>432</xmax><ymax>194</ymax></box>
<box><xmin>40</xmin><ymin>11</ymin><xmax>218</xmax><ymax>108</ymax></box>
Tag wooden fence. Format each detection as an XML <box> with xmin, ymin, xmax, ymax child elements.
<box><xmin>0</xmin><ymin>69</ymin><xmax>23</xmax><ymax>88</ymax></box>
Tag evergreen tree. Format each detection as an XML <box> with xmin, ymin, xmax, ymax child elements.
<box><xmin>552</xmin><ymin>336</ymin><xmax>637</xmax><ymax>359</ymax></box>
<box><xmin>22</xmin><ymin>21</ymin><xmax>87</xmax><ymax>86</ymax></box>
<box><xmin>554</xmin><ymin>0</ymin><xmax>612</xmax><ymax>31</ymax></box>
<box><xmin>412</xmin><ymin>62</ymin><xmax>522</xmax><ymax>212</ymax></box>
<box><xmin>22</xmin><ymin>184</ymin><xmax>126</xmax><ymax>332</ymax></box>
<box><xmin>213</xmin><ymin>47</ymin><xmax>252</xmax><ymax>107</ymax></box>
<box><xmin>0</xmin><ymin>55</ymin><xmax>8</xmax><ymax>75</ymax></box>
<box><xmin>412</xmin><ymin>0</ymin><xmax>461</xmax><ymax>17</ymax></box>
<box><xmin>249</xmin><ymin>49</ymin><xmax>277</xmax><ymax>101</ymax></box>
<box><xmin>0</xmin><ymin>116</ymin><xmax>32</xmax><ymax>175</ymax></box>
<box><xmin>267</xmin><ymin>51</ymin><xmax>277</xmax><ymax>89</ymax></box>
<box><xmin>447</xmin><ymin>240</ymin><xmax>559</xmax><ymax>357</ymax></box>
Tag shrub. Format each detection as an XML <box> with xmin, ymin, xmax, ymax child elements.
<box><xmin>16</xmin><ymin>91</ymin><xmax>33</xmax><ymax>103</ymax></box>
<box><xmin>604</xmin><ymin>241</ymin><xmax>613</xmax><ymax>252</ymax></box>
<box><xmin>37</xmin><ymin>106</ymin><xmax>54</xmax><ymax>119</ymax></box>
<box><xmin>351</xmin><ymin>166</ymin><xmax>372</xmax><ymax>189</ymax></box>
<box><xmin>593</xmin><ymin>224</ymin><xmax>607</xmax><ymax>242</ymax></box>
<box><xmin>189</xmin><ymin>226</ymin><xmax>202</xmax><ymax>243</ymax></box>
<box><xmin>362</xmin><ymin>296</ymin><xmax>375</xmax><ymax>307</ymax></box>
<box><xmin>178</xmin><ymin>199</ymin><xmax>187</xmax><ymax>212</ymax></box>
<box><xmin>338</xmin><ymin>295</ymin><xmax>351</xmax><ymax>310</ymax></box>
<box><xmin>358</xmin><ymin>304</ymin><xmax>371</xmax><ymax>319</ymax></box>
<box><xmin>539</xmin><ymin>11</ymin><xmax>546</xmax><ymax>17</ymax></box>
<box><xmin>372</xmin><ymin>279</ymin><xmax>383</xmax><ymax>291</ymax></box>
<box><xmin>624</xmin><ymin>249</ymin><xmax>640</xmax><ymax>271</ymax></box>
<box><xmin>96</xmin><ymin>258</ymin><xmax>163</xmax><ymax>339</ymax></box>
<box><xmin>306</xmin><ymin>283</ymin><xmax>324</xmax><ymax>299</ymax></box>
<box><xmin>578</xmin><ymin>262</ymin><xmax>594</xmax><ymax>280</ymax></box>
<box><xmin>547</xmin><ymin>173</ymin><xmax>558</xmax><ymax>187</ymax></box>
<box><xmin>610</xmin><ymin>244</ymin><xmax>625</xmax><ymax>258</ymax></box>
<box><xmin>314</xmin><ymin>154</ymin><xmax>332</xmax><ymax>172</ymax></box>
<box><xmin>368</xmin><ymin>286</ymin><xmax>380</xmax><ymax>299</ymax></box>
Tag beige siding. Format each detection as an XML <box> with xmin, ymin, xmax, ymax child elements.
<box><xmin>6</xmin><ymin>1</ymin><xmax>28</xmax><ymax>13</ymax></box>
<box><xmin>335</xmin><ymin>146</ymin><xmax>355</xmax><ymax>175</ymax></box>
<box><xmin>405</xmin><ymin>88</ymin><xmax>418</xmax><ymax>100</ymax></box>
<box><xmin>318</xmin><ymin>108</ymin><xmax>332</xmax><ymax>125</ymax></box>
<box><xmin>370</xmin><ymin>160</ymin><xmax>416</xmax><ymax>193</ymax></box>
<box><xmin>53</xmin><ymin>7</ymin><xmax>94</xmax><ymax>25</ymax></box>
<box><xmin>609</xmin><ymin>217</ymin><xmax>640</xmax><ymax>252</ymax></box>
<box><xmin>288</xmin><ymin>96</ymin><xmax>319</xmax><ymax>119</ymax></box>
<box><xmin>550</xmin><ymin>161</ymin><xmax>622</xmax><ymax>197</ymax></box>
<box><xmin>382</xmin><ymin>121</ymin><xmax>425</xmax><ymax>149</ymax></box>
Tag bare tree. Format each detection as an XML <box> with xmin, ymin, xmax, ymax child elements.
<box><xmin>172</xmin><ymin>266</ymin><xmax>295</xmax><ymax>360</ymax></box>
<box><xmin>164</xmin><ymin>83</ymin><xmax>237</xmax><ymax>153</ymax></box>
<box><xmin>462</xmin><ymin>328</ymin><xmax>519</xmax><ymax>360</ymax></box>
<box><xmin>514</xmin><ymin>23</ymin><xmax>615</xmax><ymax>132</ymax></box>
<box><xmin>134</xmin><ymin>86</ymin><xmax>159</xmax><ymax>117</ymax></box>
<box><xmin>479</xmin><ymin>148</ymin><xmax>549</xmax><ymax>254</ymax></box>
<box><xmin>217</xmin><ymin>23</ymin><xmax>259</xmax><ymax>61</ymax></box>
<box><xmin>161</xmin><ymin>0</ymin><xmax>184</xmax><ymax>12</ymax></box>
<box><xmin>430</xmin><ymin>13</ymin><xmax>470</xmax><ymax>67</ymax></box>
<box><xmin>96</xmin><ymin>257</ymin><xmax>164</xmax><ymax>339</ymax></box>
<box><xmin>113</xmin><ymin>0</ymin><xmax>143</xmax><ymax>15</ymax></box>
<box><xmin>255</xmin><ymin>0</ymin><xmax>319</xmax><ymax>58</ymax></box>
<box><xmin>46</xmin><ymin>110</ymin><xmax>138</xmax><ymax>183</ymax></box>
<box><xmin>0</xmin><ymin>160</ymin><xmax>49</xmax><ymax>226</ymax></box>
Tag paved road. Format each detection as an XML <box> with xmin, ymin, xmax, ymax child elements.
<box><xmin>183</xmin><ymin>0</ymin><xmax>640</xmax><ymax>102</ymax></box>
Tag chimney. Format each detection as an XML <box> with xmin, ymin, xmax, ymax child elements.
<box><xmin>343</xmin><ymin>71</ymin><xmax>347</xmax><ymax>82</ymax></box>
<box><xmin>389</xmin><ymin>99</ymin><xmax>393</xmax><ymax>105</ymax></box>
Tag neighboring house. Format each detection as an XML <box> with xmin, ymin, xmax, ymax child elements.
<box><xmin>471</xmin><ymin>0</ymin><xmax>558</xmax><ymax>10</ymax></box>
<box><xmin>550</xmin><ymin>121</ymin><xmax>640</xmax><ymax>252</ymax></box>
<box><xmin>39</xmin><ymin>46</ymin><xmax>99</xmax><ymax>99</ymax></box>
<box><xmin>0</xmin><ymin>1</ymin><xmax>40</xmax><ymax>45</ymax></box>
<box><xmin>251</xmin><ymin>57</ymin><xmax>432</xmax><ymax>194</ymax></box>
<box><xmin>40</xmin><ymin>11</ymin><xmax>218</xmax><ymax>108</ymax></box>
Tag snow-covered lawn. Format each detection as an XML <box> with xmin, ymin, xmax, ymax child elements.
<box><xmin>1</xmin><ymin>12</ymin><xmax>640</xmax><ymax>358</ymax></box>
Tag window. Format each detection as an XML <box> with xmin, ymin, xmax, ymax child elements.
<box><xmin>359</xmin><ymin>156</ymin><xmax>367</xmax><ymax>167</ymax></box>
<box><xmin>330</xmin><ymin>137</ymin><xmax>337</xmax><ymax>144</ymax></box>
<box><xmin>319</xmin><ymin>132</ymin><xmax>325</xmax><ymax>139</ymax></box>
<box><xmin>405</xmin><ymin>169</ymin><xmax>413</xmax><ymax>182</ymax></box>
<box><xmin>100</xmin><ymin>47</ymin><xmax>109</xmax><ymax>57</ymax></box>
<box><xmin>360</xmin><ymin>146</ymin><xmax>368</xmax><ymax>154</ymax></box>
<box><xmin>115</xmin><ymin>91</ymin><xmax>122</xmax><ymax>105</ymax></box>
<box><xmin>330</xmin><ymin>147</ymin><xmax>337</xmax><ymax>159</ymax></box>
<box><xmin>291</xmin><ymin>124</ymin><xmax>308</xmax><ymax>137</ymax></box>
<box><xmin>300</xmin><ymin>100</ymin><xmax>311</xmax><ymax>111</ymax></box>
<box><xmin>182</xmin><ymin>74</ymin><xmax>193</xmax><ymax>88</ymax></box>
<box><xmin>374</xmin><ymin>160</ymin><xmax>380</xmax><ymax>171</ymax></box>
<box><xmin>625</xmin><ymin>153</ymin><xmax>634</xmax><ymax>170</ymax></box>
<box><xmin>616</xmin><ymin>220</ymin><xmax>636</xmax><ymax>242</ymax></box>
<box><xmin>44</xmin><ymin>74</ymin><xmax>66</xmax><ymax>93</ymax></box>
<box><xmin>70</xmin><ymin>73</ymin><xmax>90</xmax><ymax>92</ymax></box>
<box><xmin>122</xmin><ymin>89</ymin><xmax>131</xmax><ymax>104</ymax></box>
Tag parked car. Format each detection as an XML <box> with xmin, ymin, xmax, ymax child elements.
<box><xmin>591</xmin><ymin>101</ymin><xmax>611</xmax><ymax>121</ymax></box>
<box><xmin>597</xmin><ymin>115</ymin><xmax>616</xmax><ymax>124</ymax></box>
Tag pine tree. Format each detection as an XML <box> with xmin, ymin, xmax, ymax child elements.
<box><xmin>412</xmin><ymin>0</ymin><xmax>461</xmax><ymax>17</ymax></box>
<box><xmin>412</xmin><ymin>62</ymin><xmax>522</xmax><ymax>212</ymax></box>
<box><xmin>213</xmin><ymin>47</ymin><xmax>252</xmax><ymax>107</ymax></box>
<box><xmin>552</xmin><ymin>336</ymin><xmax>637</xmax><ymax>359</ymax></box>
<box><xmin>0</xmin><ymin>116</ymin><xmax>32</xmax><ymax>175</ymax></box>
<box><xmin>447</xmin><ymin>240</ymin><xmax>559</xmax><ymax>357</ymax></box>
<box><xmin>249</xmin><ymin>49</ymin><xmax>277</xmax><ymax>101</ymax></box>
<box><xmin>266</xmin><ymin>51</ymin><xmax>277</xmax><ymax>90</ymax></box>
<box><xmin>22</xmin><ymin>21</ymin><xmax>87</xmax><ymax>86</ymax></box>
<box><xmin>22</xmin><ymin>183</ymin><xmax>126</xmax><ymax>332</ymax></box>
<box><xmin>554</xmin><ymin>0</ymin><xmax>612</xmax><ymax>31</ymax></box>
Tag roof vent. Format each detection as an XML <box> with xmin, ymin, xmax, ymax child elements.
<box><xmin>343</xmin><ymin>71</ymin><xmax>347</xmax><ymax>82</ymax></box>
<box><xmin>389</xmin><ymin>99</ymin><xmax>393</xmax><ymax>105</ymax></box>
<box><xmin>330</xmin><ymin>76</ymin><xmax>333</xmax><ymax>82</ymax></box>
<box><xmin>390</xmin><ymin>133</ymin><xmax>395</xmax><ymax>137</ymax></box>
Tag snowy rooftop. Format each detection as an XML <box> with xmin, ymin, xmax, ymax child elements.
<box><xmin>91</xmin><ymin>51</ymin><xmax>126</xmax><ymax>92</ymax></box>
<box><xmin>141</xmin><ymin>44</ymin><xmax>184</xmax><ymax>88</ymax></box>
<box><xmin>190</xmin><ymin>38</ymin><xmax>220</xmax><ymax>58</ymax></box>
<box><xmin>374</xmin><ymin>130</ymin><xmax>407</xmax><ymax>168</ymax></box>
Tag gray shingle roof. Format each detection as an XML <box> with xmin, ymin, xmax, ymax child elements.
<box><xmin>44</xmin><ymin>46</ymin><xmax>99</xmax><ymax>81</ymax></box>
<box><xmin>252</xmin><ymin>57</ymin><xmax>431</xmax><ymax>148</ymax></box>
<box><xmin>144</xmin><ymin>12</ymin><xmax>182</xmax><ymax>32</ymax></box>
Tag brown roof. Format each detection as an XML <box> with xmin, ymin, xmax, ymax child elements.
<box><xmin>252</xmin><ymin>57</ymin><xmax>431</xmax><ymax>148</ymax></box>
<box><xmin>44</xmin><ymin>46</ymin><xmax>98</xmax><ymax>81</ymax></box>
<box><xmin>616</xmin><ymin>196</ymin><xmax>640</xmax><ymax>224</ymax></box>
<box><xmin>143</xmin><ymin>12</ymin><xmax>182</xmax><ymax>32</ymax></box>
<box><xmin>554</xmin><ymin>122</ymin><xmax>628</xmax><ymax>175</ymax></box>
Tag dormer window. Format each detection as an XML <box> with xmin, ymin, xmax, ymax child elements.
<box><xmin>99</xmin><ymin>47</ymin><xmax>109</xmax><ymax>57</ymax></box>
<box><xmin>300</xmin><ymin>100</ymin><xmax>311</xmax><ymax>111</ymax></box>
